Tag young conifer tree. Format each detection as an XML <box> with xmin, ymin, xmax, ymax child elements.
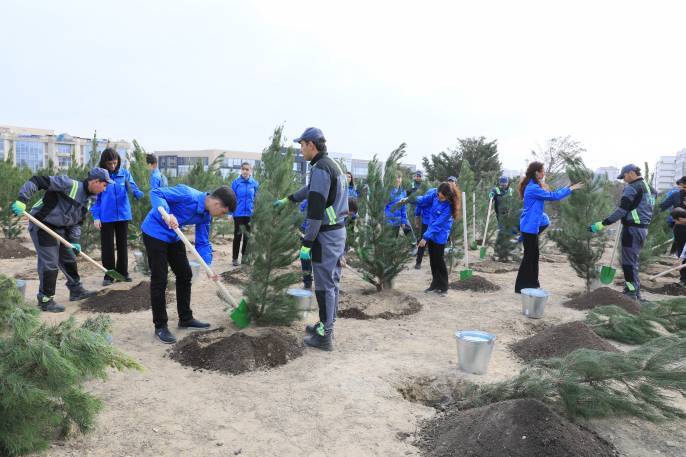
<box><xmin>126</xmin><ymin>140</ymin><xmax>153</xmax><ymax>273</ymax></box>
<box><xmin>242</xmin><ymin>126</ymin><xmax>301</xmax><ymax>324</ymax></box>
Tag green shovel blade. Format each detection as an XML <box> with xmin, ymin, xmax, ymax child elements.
<box><xmin>479</xmin><ymin>247</ymin><xmax>486</xmax><ymax>259</ymax></box>
<box><xmin>230</xmin><ymin>299</ymin><xmax>251</xmax><ymax>329</ymax></box>
<box><xmin>460</xmin><ymin>269</ymin><xmax>473</xmax><ymax>281</ymax></box>
<box><xmin>599</xmin><ymin>266</ymin><xmax>616</xmax><ymax>285</ymax></box>
<box><xmin>106</xmin><ymin>270</ymin><xmax>127</xmax><ymax>282</ymax></box>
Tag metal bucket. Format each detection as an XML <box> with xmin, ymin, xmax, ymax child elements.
<box><xmin>15</xmin><ymin>279</ymin><xmax>26</xmax><ymax>298</ymax></box>
<box><xmin>287</xmin><ymin>288</ymin><xmax>314</xmax><ymax>318</ymax></box>
<box><xmin>521</xmin><ymin>288</ymin><xmax>548</xmax><ymax>319</ymax></box>
<box><xmin>455</xmin><ymin>330</ymin><xmax>496</xmax><ymax>375</ymax></box>
<box><xmin>189</xmin><ymin>261</ymin><xmax>201</xmax><ymax>284</ymax></box>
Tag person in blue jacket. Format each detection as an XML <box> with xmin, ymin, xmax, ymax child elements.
<box><xmin>515</xmin><ymin>161</ymin><xmax>583</xmax><ymax>293</ymax></box>
<box><xmin>658</xmin><ymin>176</ymin><xmax>686</xmax><ymax>255</ymax></box>
<box><xmin>146</xmin><ymin>153</ymin><xmax>168</xmax><ymax>190</ymax></box>
<box><xmin>229</xmin><ymin>162</ymin><xmax>259</xmax><ymax>266</ymax></box>
<box><xmin>418</xmin><ymin>182</ymin><xmax>461</xmax><ymax>296</ymax></box>
<box><xmin>346</xmin><ymin>172</ymin><xmax>358</xmax><ymax>198</ymax></box>
<box><xmin>413</xmin><ymin>187</ymin><xmax>437</xmax><ymax>269</ymax></box>
<box><xmin>142</xmin><ymin>184</ymin><xmax>236</xmax><ymax>344</ymax></box>
<box><xmin>91</xmin><ymin>148</ymin><xmax>145</xmax><ymax>286</ymax></box>
<box><xmin>385</xmin><ymin>175</ymin><xmax>411</xmax><ymax>238</ymax></box>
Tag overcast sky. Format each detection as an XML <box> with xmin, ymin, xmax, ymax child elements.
<box><xmin>2</xmin><ymin>0</ymin><xmax>685</xmax><ymax>172</ymax></box>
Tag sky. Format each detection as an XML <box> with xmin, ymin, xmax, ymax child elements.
<box><xmin>2</xmin><ymin>0</ymin><xmax>685</xmax><ymax>172</ymax></box>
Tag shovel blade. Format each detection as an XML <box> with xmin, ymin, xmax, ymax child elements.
<box><xmin>106</xmin><ymin>270</ymin><xmax>127</xmax><ymax>282</ymax></box>
<box><xmin>599</xmin><ymin>266</ymin><xmax>616</xmax><ymax>285</ymax></box>
<box><xmin>460</xmin><ymin>269</ymin><xmax>473</xmax><ymax>281</ymax></box>
<box><xmin>479</xmin><ymin>247</ymin><xmax>486</xmax><ymax>259</ymax></box>
<box><xmin>230</xmin><ymin>299</ymin><xmax>251</xmax><ymax>329</ymax></box>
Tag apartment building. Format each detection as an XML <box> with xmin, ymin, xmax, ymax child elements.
<box><xmin>594</xmin><ymin>166</ymin><xmax>620</xmax><ymax>179</ymax></box>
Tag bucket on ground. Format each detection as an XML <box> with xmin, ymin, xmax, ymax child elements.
<box><xmin>189</xmin><ymin>261</ymin><xmax>201</xmax><ymax>284</ymax></box>
<box><xmin>455</xmin><ymin>330</ymin><xmax>496</xmax><ymax>375</ymax></box>
<box><xmin>287</xmin><ymin>288</ymin><xmax>314</xmax><ymax>318</ymax></box>
<box><xmin>15</xmin><ymin>279</ymin><xmax>26</xmax><ymax>298</ymax></box>
<box><xmin>521</xmin><ymin>288</ymin><xmax>548</xmax><ymax>319</ymax></box>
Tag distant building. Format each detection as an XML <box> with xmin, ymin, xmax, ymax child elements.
<box><xmin>154</xmin><ymin>149</ymin><xmax>262</xmax><ymax>178</ymax></box>
<box><xmin>655</xmin><ymin>156</ymin><xmax>677</xmax><ymax>192</ymax></box>
<box><xmin>594</xmin><ymin>166</ymin><xmax>620</xmax><ymax>179</ymax></box>
<box><xmin>501</xmin><ymin>169</ymin><xmax>520</xmax><ymax>179</ymax></box>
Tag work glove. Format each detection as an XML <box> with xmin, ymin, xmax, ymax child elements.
<box><xmin>299</xmin><ymin>246</ymin><xmax>311</xmax><ymax>260</ymax></box>
<box><xmin>11</xmin><ymin>200</ymin><xmax>26</xmax><ymax>216</ymax></box>
<box><xmin>588</xmin><ymin>221</ymin><xmax>604</xmax><ymax>233</ymax></box>
<box><xmin>274</xmin><ymin>197</ymin><xmax>289</xmax><ymax>208</ymax></box>
<box><xmin>71</xmin><ymin>243</ymin><xmax>82</xmax><ymax>254</ymax></box>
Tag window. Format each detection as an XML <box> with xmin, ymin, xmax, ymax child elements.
<box><xmin>82</xmin><ymin>143</ymin><xmax>106</xmax><ymax>165</ymax></box>
<box><xmin>57</xmin><ymin>143</ymin><xmax>73</xmax><ymax>155</ymax></box>
<box><xmin>15</xmin><ymin>141</ymin><xmax>45</xmax><ymax>171</ymax></box>
<box><xmin>58</xmin><ymin>156</ymin><xmax>71</xmax><ymax>169</ymax></box>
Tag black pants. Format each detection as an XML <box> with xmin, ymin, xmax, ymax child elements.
<box><xmin>671</xmin><ymin>224</ymin><xmax>686</xmax><ymax>256</ymax></box>
<box><xmin>143</xmin><ymin>233</ymin><xmax>193</xmax><ymax>329</ymax></box>
<box><xmin>416</xmin><ymin>223</ymin><xmax>428</xmax><ymax>264</ymax></box>
<box><xmin>680</xmin><ymin>258</ymin><xmax>686</xmax><ymax>283</ymax></box>
<box><xmin>428</xmin><ymin>240</ymin><xmax>448</xmax><ymax>292</ymax></box>
<box><xmin>101</xmin><ymin>221</ymin><xmax>129</xmax><ymax>278</ymax></box>
<box><xmin>515</xmin><ymin>233</ymin><xmax>540</xmax><ymax>293</ymax></box>
<box><xmin>232</xmin><ymin>216</ymin><xmax>251</xmax><ymax>260</ymax></box>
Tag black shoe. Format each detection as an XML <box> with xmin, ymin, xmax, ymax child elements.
<box><xmin>69</xmin><ymin>286</ymin><xmax>97</xmax><ymax>302</ymax></box>
<box><xmin>102</xmin><ymin>278</ymin><xmax>114</xmax><ymax>287</ymax></box>
<box><xmin>303</xmin><ymin>281</ymin><xmax>312</xmax><ymax>290</ymax></box>
<box><xmin>155</xmin><ymin>327</ymin><xmax>176</xmax><ymax>344</ymax></box>
<box><xmin>38</xmin><ymin>297</ymin><xmax>65</xmax><ymax>313</ymax></box>
<box><xmin>305</xmin><ymin>321</ymin><xmax>323</xmax><ymax>336</ymax></box>
<box><xmin>123</xmin><ymin>276</ymin><xmax>133</xmax><ymax>282</ymax></box>
<box><xmin>414</xmin><ymin>263</ymin><xmax>422</xmax><ymax>270</ymax></box>
<box><xmin>435</xmin><ymin>290</ymin><xmax>448</xmax><ymax>297</ymax></box>
<box><xmin>424</xmin><ymin>287</ymin><xmax>436</xmax><ymax>293</ymax></box>
<box><xmin>232</xmin><ymin>259</ymin><xmax>239</xmax><ymax>267</ymax></box>
<box><xmin>178</xmin><ymin>319</ymin><xmax>210</xmax><ymax>329</ymax></box>
<box><xmin>304</xmin><ymin>332</ymin><xmax>333</xmax><ymax>351</ymax></box>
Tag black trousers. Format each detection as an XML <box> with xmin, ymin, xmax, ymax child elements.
<box><xmin>671</xmin><ymin>224</ymin><xmax>686</xmax><ymax>256</ymax></box>
<box><xmin>416</xmin><ymin>223</ymin><xmax>428</xmax><ymax>264</ymax></box>
<box><xmin>232</xmin><ymin>216</ymin><xmax>251</xmax><ymax>260</ymax></box>
<box><xmin>101</xmin><ymin>221</ymin><xmax>129</xmax><ymax>278</ymax></box>
<box><xmin>428</xmin><ymin>240</ymin><xmax>448</xmax><ymax>292</ymax></box>
<box><xmin>515</xmin><ymin>233</ymin><xmax>540</xmax><ymax>293</ymax></box>
<box><xmin>143</xmin><ymin>233</ymin><xmax>193</xmax><ymax>329</ymax></box>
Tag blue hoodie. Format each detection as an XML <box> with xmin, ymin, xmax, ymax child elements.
<box><xmin>348</xmin><ymin>185</ymin><xmax>359</xmax><ymax>199</ymax></box>
<box><xmin>520</xmin><ymin>181</ymin><xmax>572</xmax><ymax>234</ymax></box>
<box><xmin>422</xmin><ymin>198</ymin><xmax>454</xmax><ymax>245</ymax></box>
<box><xmin>150</xmin><ymin>168</ymin><xmax>168</xmax><ymax>190</ymax></box>
<box><xmin>231</xmin><ymin>176</ymin><xmax>259</xmax><ymax>217</ymax></box>
<box><xmin>385</xmin><ymin>188</ymin><xmax>408</xmax><ymax>226</ymax></box>
<box><xmin>90</xmin><ymin>167</ymin><xmax>144</xmax><ymax>223</ymax></box>
<box><xmin>414</xmin><ymin>188</ymin><xmax>437</xmax><ymax>225</ymax></box>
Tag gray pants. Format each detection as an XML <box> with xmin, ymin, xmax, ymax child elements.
<box><xmin>621</xmin><ymin>226</ymin><xmax>647</xmax><ymax>298</ymax></box>
<box><xmin>312</xmin><ymin>228</ymin><xmax>346</xmax><ymax>334</ymax></box>
<box><xmin>29</xmin><ymin>224</ymin><xmax>82</xmax><ymax>299</ymax></box>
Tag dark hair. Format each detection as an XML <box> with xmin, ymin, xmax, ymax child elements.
<box><xmin>671</xmin><ymin>207</ymin><xmax>686</xmax><ymax>220</ymax></box>
<box><xmin>211</xmin><ymin>185</ymin><xmax>237</xmax><ymax>212</ymax></box>
<box><xmin>241</xmin><ymin>162</ymin><xmax>251</xmax><ymax>169</ymax></box>
<box><xmin>145</xmin><ymin>153</ymin><xmax>157</xmax><ymax>165</ymax></box>
<box><xmin>437</xmin><ymin>182</ymin><xmax>461</xmax><ymax>219</ymax></box>
<box><xmin>346</xmin><ymin>171</ymin><xmax>355</xmax><ymax>189</ymax></box>
<box><xmin>312</xmin><ymin>139</ymin><xmax>327</xmax><ymax>153</ymax></box>
<box><xmin>99</xmin><ymin>148</ymin><xmax>121</xmax><ymax>171</ymax></box>
<box><xmin>676</xmin><ymin>176</ymin><xmax>686</xmax><ymax>186</ymax></box>
<box><xmin>518</xmin><ymin>161</ymin><xmax>544</xmax><ymax>199</ymax></box>
<box><xmin>348</xmin><ymin>197</ymin><xmax>358</xmax><ymax>215</ymax></box>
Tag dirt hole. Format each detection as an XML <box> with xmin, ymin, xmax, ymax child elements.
<box><xmin>450</xmin><ymin>275</ymin><xmax>500</xmax><ymax>292</ymax></box>
<box><xmin>337</xmin><ymin>289</ymin><xmax>422</xmax><ymax>320</ymax></box>
<box><xmin>80</xmin><ymin>281</ymin><xmax>171</xmax><ymax>313</ymax></box>
<box><xmin>563</xmin><ymin>287</ymin><xmax>641</xmax><ymax>314</ymax></box>
<box><xmin>220</xmin><ymin>268</ymin><xmax>250</xmax><ymax>286</ymax></box>
<box><xmin>641</xmin><ymin>282</ymin><xmax>686</xmax><ymax>297</ymax></box>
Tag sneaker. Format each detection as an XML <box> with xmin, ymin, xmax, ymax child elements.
<box><xmin>38</xmin><ymin>297</ymin><xmax>65</xmax><ymax>313</ymax></box>
<box><xmin>303</xmin><ymin>332</ymin><xmax>333</xmax><ymax>351</ymax></box>
<box><xmin>305</xmin><ymin>321</ymin><xmax>323</xmax><ymax>336</ymax></box>
<box><xmin>155</xmin><ymin>327</ymin><xmax>176</xmax><ymax>344</ymax></box>
<box><xmin>232</xmin><ymin>259</ymin><xmax>239</xmax><ymax>267</ymax></box>
<box><xmin>414</xmin><ymin>263</ymin><xmax>421</xmax><ymax>270</ymax></box>
<box><xmin>102</xmin><ymin>278</ymin><xmax>114</xmax><ymax>287</ymax></box>
<box><xmin>424</xmin><ymin>287</ymin><xmax>436</xmax><ymax>293</ymax></box>
<box><xmin>178</xmin><ymin>319</ymin><xmax>210</xmax><ymax>329</ymax></box>
<box><xmin>69</xmin><ymin>286</ymin><xmax>97</xmax><ymax>302</ymax></box>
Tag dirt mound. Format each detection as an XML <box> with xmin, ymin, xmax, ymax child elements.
<box><xmin>337</xmin><ymin>289</ymin><xmax>421</xmax><ymax>320</ymax></box>
<box><xmin>641</xmin><ymin>282</ymin><xmax>686</xmax><ymax>296</ymax></box>
<box><xmin>170</xmin><ymin>327</ymin><xmax>303</xmax><ymax>375</ymax></box>
<box><xmin>220</xmin><ymin>268</ymin><xmax>250</xmax><ymax>286</ymax></box>
<box><xmin>563</xmin><ymin>287</ymin><xmax>640</xmax><ymax>314</ymax></box>
<box><xmin>0</xmin><ymin>238</ymin><xmax>34</xmax><ymax>259</ymax></box>
<box><xmin>510</xmin><ymin>321</ymin><xmax>618</xmax><ymax>362</ymax></box>
<box><xmin>80</xmin><ymin>281</ymin><xmax>169</xmax><ymax>313</ymax></box>
<box><xmin>472</xmin><ymin>260</ymin><xmax>519</xmax><ymax>274</ymax></box>
<box><xmin>450</xmin><ymin>275</ymin><xmax>500</xmax><ymax>292</ymax></box>
<box><xmin>416</xmin><ymin>398</ymin><xmax>619</xmax><ymax>457</ymax></box>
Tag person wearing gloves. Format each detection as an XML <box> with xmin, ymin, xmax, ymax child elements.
<box><xmin>419</xmin><ymin>182</ymin><xmax>461</xmax><ymax>296</ymax></box>
<box><xmin>146</xmin><ymin>153</ymin><xmax>168</xmax><ymax>190</ymax></box>
<box><xmin>229</xmin><ymin>162</ymin><xmax>259</xmax><ymax>266</ymax></box>
<box><xmin>658</xmin><ymin>176</ymin><xmax>686</xmax><ymax>255</ymax></box>
<box><xmin>11</xmin><ymin>168</ymin><xmax>111</xmax><ymax>312</ymax></box>
<box><xmin>489</xmin><ymin>176</ymin><xmax>514</xmax><ymax>225</ymax></box>
<box><xmin>91</xmin><ymin>148</ymin><xmax>145</xmax><ymax>286</ymax></box>
<box><xmin>413</xmin><ymin>187</ymin><xmax>437</xmax><ymax>269</ymax></box>
<box><xmin>385</xmin><ymin>175</ymin><xmax>412</xmax><ymax>238</ymax></box>
<box><xmin>589</xmin><ymin>164</ymin><xmax>655</xmax><ymax>301</ymax></box>
<box><xmin>141</xmin><ymin>184</ymin><xmax>236</xmax><ymax>344</ymax></box>
<box><xmin>274</xmin><ymin>127</ymin><xmax>347</xmax><ymax>351</ymax></box>
<box><xmin>515</xmin><ymin>161</ymin><xmax>583</xmax><ymax>293</ymax></box>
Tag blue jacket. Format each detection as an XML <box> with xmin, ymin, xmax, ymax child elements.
<box><xmin>150</xmin><ymin>168</ymin><xmax>168</xmax><ymax>190</ymax></box>
<box><xmin>415</xmin><ymin>188</ymin><xmax>437</xmax><ymax>224</ymax></box>
<box><xmin>659</xmin><ymin>187</ymin><xmax>684</xmax><ymax>225</ymax></box>
<box><xmin>231</xmin><ymin>176</ymin><xmax>259</xmax><ymax>217</ymax></box>
<box><xmin>141</xmin><ymin>185</ymin><xmax>213</xmax><ymax>265</ymax></box>
<box><xmin>520</xmin><ymin>181</ymin><xmax>572</xmax><ymax>234</ymax></box>
<box><xmin>90</xmin><ymin>167</ymin><xmax>144</xmax><ymax>223</ymax></box>
<box><xmin>423</xmin><ymin>198</ymin><xmax>454</xmax><ymax>244</ymax></box>
<box><xmin>347</xmin><ymin>185</ymin><xmax>359</xmax><ymax>199</ymax></box>
<box><xmin>385</xmin><ymin>188</ymin><xmax>408</xmax><ymax>226</ymax></box>
<box><xmin>299</xmin><ymin>199</ymin><xmax>308</xmax><ymax>232</ymax></box>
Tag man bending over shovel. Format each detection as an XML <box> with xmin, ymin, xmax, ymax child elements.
<box><xmin>10</xmin><ymin>168</ymin><xmax>112</xmax><ymax>312</ymax></box>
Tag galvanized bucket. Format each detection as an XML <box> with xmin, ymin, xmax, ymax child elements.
<box><xmin>287</xmin><ymin>288</ymin><xmax>314</xmax><ymax>318</ymax></box>
<box><xmin>521</xmin><ymin>288</ymin><xmax>548</xmax><ymax>319</ymax></box>
<box><xmin>15</xmin><ymin>279</ymin><xmax>26</xmax><ymax>298</ymax></box>
<box><xmin>455</xmin><ymin>330</ymin><xmax>496</xmax><ymax>375</ymax></box>
<box><xmin>189</xmin><ymin>261</ymin><xmax>201</xmax><ymax>284</ymax></box>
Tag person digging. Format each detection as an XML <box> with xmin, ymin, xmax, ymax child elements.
<box><xmin>10</xmin><ymin>168</ymin><xmax>112</xmax><ymax>312</ymax></box>
<box><xmin>274</xmin><ymin>127</ymin><xmax>348</xmax><ymax>351</ymax></box>
<box><xmin>489</xmin><ymin>176</ymin><xmax>514</xmax><ymax>227</ymax></box>
<box><xmin>141</xmin><ymin>184</ymin><xmax>237</xmax><ymax>344</ymax></box>
<box><xmin>672</xmin><ymin>207</ymin><xmax>686</xmax><ymax>287</ymax></box>
<box><xmin>589</xmin><ymin>164</ymin><xmax>655</xmax><ymax>301</ymax></box>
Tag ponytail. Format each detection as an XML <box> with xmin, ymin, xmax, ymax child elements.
<box><xmin>518</xmin><ymin>161</ymin><xmax>544</xmax><ymax>199</ymax></box>
<box><xmin>437</xmin><ymin>182</ymin><xmax>461</xmax><ymax>220</ymax></box>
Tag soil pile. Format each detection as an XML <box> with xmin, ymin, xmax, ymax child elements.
<box><xmin>416</xmin><ymin>398</ymin><xmax>619</xmax><ymax>457</ymax></box>
<box><xmin>472</xmin><ymin>261</ymin><xmax>519</xmax><ymax>274</ymax></box>
<box><xmin>563</xmin><ymin>287</ymin><xmax>640</xmax><ymax>314</ymax></box>
<box><xmin>220</xmin><ymin>268</ymin><xmax>250</xmax><ymax>286</ymax></box>
<box><xmin>170</xmin><ymin>327</ymin><xmax>303</xmax><ymax>375</ymax></box>
<box><xmin>450</xmin><ymin>275</ymin><xmax>500</xmax><ymax>292</ymax></box>
<box><xmin>0</xmin><ymin>238</ymin><xmax>34</xmax><ymax>259</ymax></box>
<box><xmin>337</xmin><ymin>289</ymin><xmax>421</xmax><ymax>319</ymax></box>
<box><xmin>641</xmin><ymin>282</ymin><xmax>686</xmax><ymax>297</ymax></box>
<box><xmin>510</xmin><ymin>321</ymin><xmax>618</xmax><ymax>362</ymax></box>
<box><xmin>80</xmin><ymin>281</ymin><xmax>168</xmax><ymax>313</ymax></box>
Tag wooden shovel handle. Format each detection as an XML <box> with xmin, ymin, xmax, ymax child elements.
<box><xmin>481</xmin><ymin>198</ymin><xmax>493</xmax><ymax>250</ymax></box>
<box><xmin>648</xmin><ymin>263</ymin><xmax>686</xmax><ymax>281</ymax></box>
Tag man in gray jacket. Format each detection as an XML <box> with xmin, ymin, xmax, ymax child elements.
<box><xmin>11</xmin><ymin>168</ymin><xmax>112</xmax><ymax>312</ymax></box>
<box><xmin>589</xmin><ymin>164</ymin><xmax>655</xmax><ymax>300</ymax></box>
<box><xmin>275</xmin><ymin>127</ymin><xmax>347</xmax><ymax>351</ymax></box>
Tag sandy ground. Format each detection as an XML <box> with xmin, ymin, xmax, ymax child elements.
<box><xmin>3</xmin><ymin>237</ymin><xmax>685</xmax><ymax>457</ymax></box>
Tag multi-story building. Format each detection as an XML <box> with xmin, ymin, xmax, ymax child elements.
<box><xmin>673</xmin><ymin>149</ymin><xmax>686</xmax><ymax>180</ymax></box>
<box><xmin>594</xmin><ymin>166</ymin><xmax>620</xmax><ymax>179</ymax></box>
<box><xmin>655</xmin><ymin>156</ymin><xmax>677</xmax><ymax>192</ymax></box>
<box><xmin>154</xmin><ymin>149</ymin><xmax>263</xmax><ymax>179</ymax></box>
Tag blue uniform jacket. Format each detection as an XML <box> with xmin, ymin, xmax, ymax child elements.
<box><xmin>231</xmin><ymin>176</ymin><xmax>259</xmax><ymax>217</ymax></box>
<box><xmin>385</xmin><ymin>188</ymin><xmax>408</xmax><ymax>226</ymax></box>
<box><xmin>422</xmin><ymin>198</ymin><xmax>454</xmax><ymax>245</ymax></box>
<box><xmin>520</xmin><ymin>181</ymin><xmax>571</xmax><ymax>234</ymax></box>
<box><xmin>141</xmin><ymin>185</ymin><xmax>213</xmax><ymax>265</ymax></box>
<box><xmin>659</xmin><ymin>187</ymin><xmax>684</xmax><ymax>225</ymax></box>
<box><xmin>90</xmin><ymin>167</ymin><xmax>144</xmax><ymax>223</ymax></box>
<box><xmin>347</xmin><ymin>185</ymin><xmax>359</xmax><ymax>199</ymax></box>
<box><xmin>150</xmin><ymin>168</ymin><xmax>168</xmax><ymax>190</ymax></box>
<box><xmin>415</xmin><ymin>188</ymin><xmax>437</xmax><ymax>224</ymax></box>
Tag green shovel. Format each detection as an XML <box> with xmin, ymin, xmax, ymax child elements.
<box><xmin>600</xmin><ymin>224</ymin><xmax>621</xmax><ymax>285</ymax></box>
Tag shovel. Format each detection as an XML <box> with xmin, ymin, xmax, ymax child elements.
<box><xmin>648</xmin><ymin>262</ymin><xmax>686</xmax><ymax>281</ymax></box>
<box><xmin>460</xmin><ymin>191</ymin><xmax>473</xmax><ymax>280</ymax></box>
<box><xmin>22</xmin><ymin>211</ymin><xmax>126</xmax><ymax>282</ymax></box>
<box><xmin>480</xmin><ymin>197</ymin><xmax>494</xmax><ymax>259</ymax></box>
<box><xmin>600</xmin><ymin>224</ymin><xmax>621</xmax><ymax>285</ymax></box>
<box><xmin>157</xmin><ymin>207</ymin><xmax>250</xmax><ymax>328</ymax></box>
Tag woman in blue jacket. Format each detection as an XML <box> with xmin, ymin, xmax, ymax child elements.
<box><xmin>91</xmin><ymin>148</ymin><xmax>144</xmax><ymax>285</ymax></box>
<box><xmin>515</xmin><ymin>161</ymin><xmax>583</xmax><ymax>293</ymax></box>
<box><xmin>414</xmin><ymin>187</ymin><xmax>437</xmax><ymax>269</ymax></box>
<box><xmin>418</xmin><ymin>182</ymin><xmax>461</xmax><ymax>296</ymax></box>
<box><xmin>385</xmin><ymin>175</ymin><xmax>410</xmax><ymax>237</ymax></box>
<box><xmin>230</xmin><ymin>162</ymin><xmax>259</xmax><ymax>266</ymax></box>
<box><xmin>346</xmin><ymin>172</ymin><xmax>358</xmax><ymax>198</ymax></box>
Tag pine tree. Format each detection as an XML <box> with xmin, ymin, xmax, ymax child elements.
<box><xmin>351</xmin><ymin>144</ymin><xmax>412</xmax><ymax>290</ymax></box>
<box><xmin>126</xmin><ymin>140</ymin><xmax>153</xmax><ymax>273</ymax></box>
<box><xmin>0</xmin><ymin>274</ymin><xmax>141</xmax><ymax>456</ymax></box>
<box><xmin>242</xmin><ymin>127</ymin><xmax>301</xmax><ymax>325</ymax></box>
<box><xmin>0</xmin><ymin>147</ymin><xmax>31</xmax><ymax>239</ymax></box>
<box><xmin>492</xmin><ymin>193</ymin><xmax>522</xmax><ymax>262</ymax></box>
